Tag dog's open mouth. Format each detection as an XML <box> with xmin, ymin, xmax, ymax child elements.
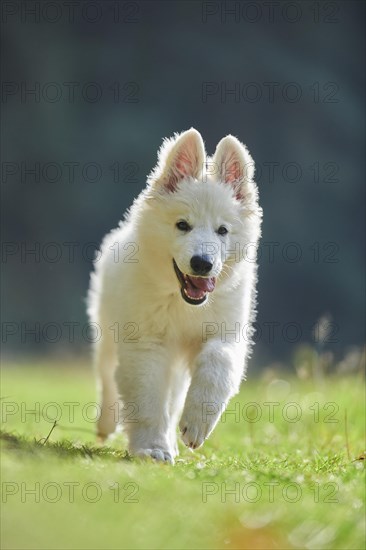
<box><xmin>173</xmin><ymin>259</ymin><xmax>216</xmax><ymax>305</ymax></box>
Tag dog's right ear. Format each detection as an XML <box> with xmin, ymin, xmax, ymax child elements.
<box><xmin>148</xmin><ymin>128</ymin><xmax>205</xmax><ymax>192</ymax></box>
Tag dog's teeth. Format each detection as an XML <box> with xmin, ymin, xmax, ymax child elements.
<box><xmin>183</xmin><ymin>288</ymin><xmax>205</xmax><ymax>301</ymax></box>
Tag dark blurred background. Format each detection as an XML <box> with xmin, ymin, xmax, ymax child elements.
<box><xmin>1</xmin><ymin>0</ymin><xmax>365</xmax><ymax>368</ymax></box>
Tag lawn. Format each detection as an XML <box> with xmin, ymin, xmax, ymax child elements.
<box><xmin>1</xmin><ymin>359</ymin><xmax>365</xmax><ymax>550</ymax></box>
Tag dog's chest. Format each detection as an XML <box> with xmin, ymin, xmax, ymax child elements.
<box><xmin>135</xmin><ymin>295</ymin><xmax>211</xmax><ymax>348</ymax></box>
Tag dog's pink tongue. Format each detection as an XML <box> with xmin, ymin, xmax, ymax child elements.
<box><xmin>187</xmin><ymin>276</ymin><xmax>216</xmax><ymax>293</ymax></box>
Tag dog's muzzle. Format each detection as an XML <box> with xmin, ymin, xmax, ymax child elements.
<box><xmin>173</xmin><ymin>259</ymin><xmax>216</xmax><ymax>306</ymax></box>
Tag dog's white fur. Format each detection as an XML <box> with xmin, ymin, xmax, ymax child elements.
<box><xmin>88</xmin><ymin>129</ymin><xmax>262</xmax><ymax>463</ymax></box>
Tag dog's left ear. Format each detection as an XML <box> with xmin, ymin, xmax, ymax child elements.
<box><xmin>148</xmin><ymin>128</ymin><xmax>205</xmax><ymax>192</ymax></box>
<box><xmin>212</xmin><ymin>135</ymin><xmax>255</xmax><ymax>201</ymax></box>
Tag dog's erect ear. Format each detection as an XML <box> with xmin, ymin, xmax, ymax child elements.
<box><xmin>211</xmin><ymin>135</ymin><xmax>255</xmax><ymax>201</ymax></box>
<box><xmin>148</xmin><ymin>128</ymin><xmax>205</xmax><ymax>192</ymax></box>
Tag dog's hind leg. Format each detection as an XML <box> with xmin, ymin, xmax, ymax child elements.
<box><xmin>95</xmin><ymin>329</ymin><xmax>119</xmax><ymax>440</ymax></box>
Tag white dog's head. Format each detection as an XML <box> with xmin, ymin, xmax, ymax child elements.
<box><xmin>139</xmin><ymin>129</ymin><xmax>262</xmax><ymax>306</ymax></box>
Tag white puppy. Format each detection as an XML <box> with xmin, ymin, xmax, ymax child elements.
<box><xmin>88</xmin><ymin>129</ymin><xmax>262</xmax><ymax>463</ymax></box>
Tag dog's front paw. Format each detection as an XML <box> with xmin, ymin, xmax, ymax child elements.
<box><xmin>179</xmin><ymin>404</ymin><xmax>218</xmax><ymax>449</ymax></box>
<box><xmin>134</xmin><ymin>448</ymin><xmax>174</xmax><ymax>464</ymax></box>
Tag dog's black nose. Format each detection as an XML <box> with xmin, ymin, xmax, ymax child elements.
<box><xmin>190</xmin><ymin>255</ymin><xmax>213</xmax><ymax>275</ymax></box>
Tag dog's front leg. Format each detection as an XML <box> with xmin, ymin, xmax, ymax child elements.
<box><xmin>179</xmin><ymin>340</ymin><xmax>244</xmax><ymax>449</ymax></box>
<box><xmin>116</xmin><ymin>346</ymin><xmax>175</xmax><ymax>463</ymax></box>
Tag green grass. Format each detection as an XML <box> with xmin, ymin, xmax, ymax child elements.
<box><xmin>1</xmin><ymin>361</ymin><xmax>365</xmax><ymax>550</ymax></box>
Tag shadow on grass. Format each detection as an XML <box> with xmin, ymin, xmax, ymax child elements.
<box><xmin>0</xmin><ymin>430</ymin><xmax>131</xmax><ymax>462</ymax></box>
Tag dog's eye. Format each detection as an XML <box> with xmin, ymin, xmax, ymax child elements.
<box><xmin>176</xmin><ymin>221</ymin><xmax>191</xmax><ymax>232</ymax></box>
<box><xmin>218</xmin><ymin>225</ymin><xmax>228</xmax><ymax>235</ymax></box>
